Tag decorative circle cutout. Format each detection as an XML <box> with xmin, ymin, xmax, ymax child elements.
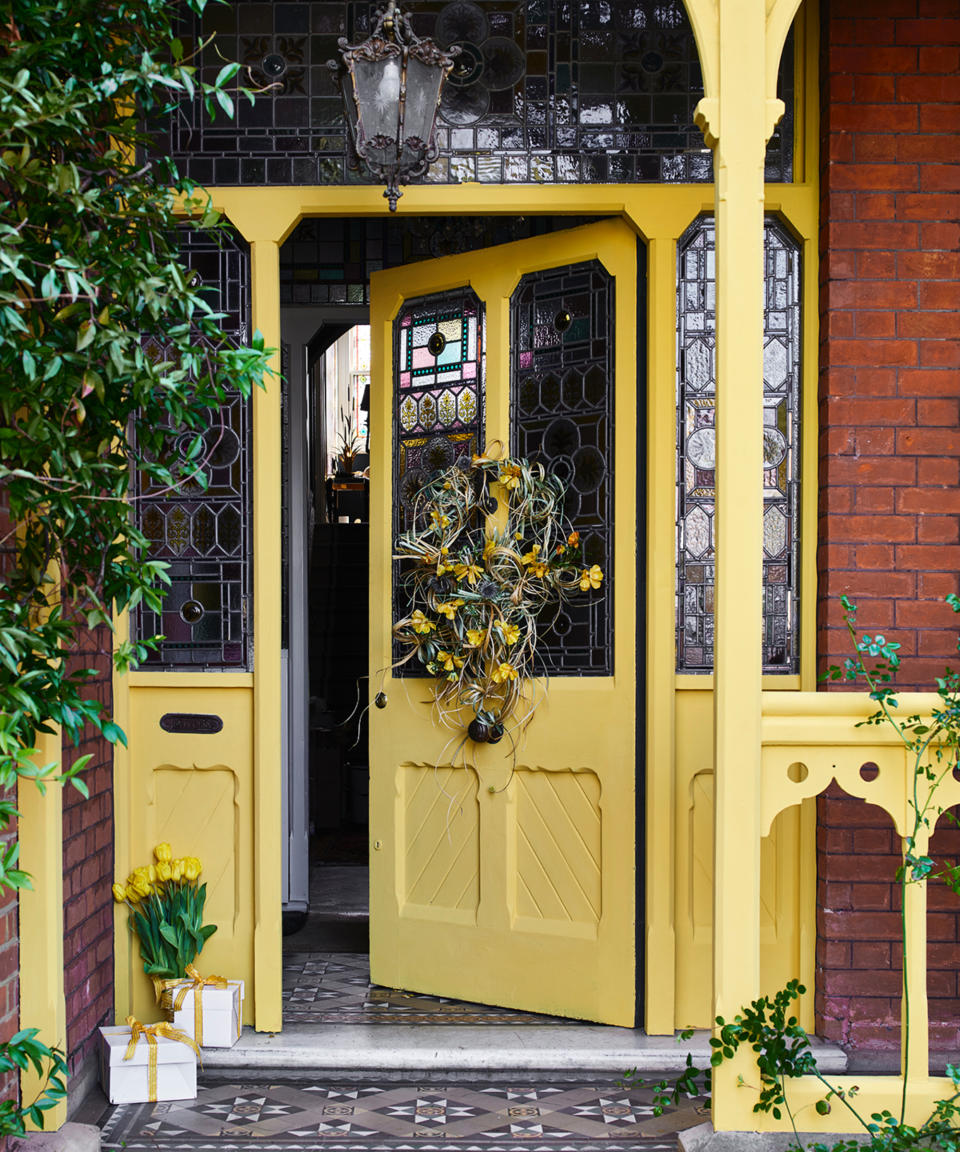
<box><xmin>436</xmin><ymin>0</ymin><xmax>489</xmax><ymax>48</ymax></box>
<box><xmin>859</xmin><ymin>761</ymin><xmax>880</xmax><ymax>782</ymax></box>
<box><xmin>448</xmin><ymin>41</ymin><xmax>485</xmax><ymax>86</ymax></box>
<box><xmin>481</xmin><ymin>36</ymin><xmax>525</xmax><ymax>90</ymax></box>
<box><xmin>262</xmin><ymin>53</ymin><xmax>287</xmax><ymax>78</ymax></box>
<box><xmin>686</xmin><ymin>427</ymin><xmax>716</xmax><ymax>471</ymax></box>
<box><xmin>180</xmin><ymin>599</ymin><xmax>204</xmax><ymax>625</ymax></box>
<box><xmin>206</xmin><ymin>427</ymin><xmax>241</xmax><ymax>469</ymax></box>
<box><xmin>553</xmin><ymin>309</ymin><xmax>573</xmax><ymax>333</ymax></box>
<box><xmin>787</xmin><ymin>761</ymin><xmax>808</xmax><ymax>783</ymax></box>
<box><xmin>428</xmin><ymin>331</ymin><xmax>447</xmax><ymax>357</ymax></box>
<box><xmin>439</xmin><ymin>83</ymin><xmax>489</xmax><ymax>125</ymax></box>
<box><xmin>763</xmin><ymin>427</ymin><xmax>787</xmax><ymax>468</ymax></box>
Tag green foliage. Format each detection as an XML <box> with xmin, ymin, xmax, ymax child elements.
<box><xmin>129</xmin><ymin>880</ymin><xmax>215</xmax><ymax>980</ymax></box>
<box><xmin>0</xmin><ymin>1029</ymin><xmax>67</xmax><ymax>1136</ymax></box>
<box><xmin>625</xmin><ymin>599</ymin><xmax>960</xmax><ymax>1152</ymax></box>
<box><xmin>0</xmin><ymin>0</ymin><xmax>271</xmax><ymax>1130</ymax></box>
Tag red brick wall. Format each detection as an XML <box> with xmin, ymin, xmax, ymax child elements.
<box><xmin>62</xmin><ymin>631</ymin><xmax>114</xmax><ymax>1077</ymax></box>
<box><xmin>819</xmin><ymin>0</ymin><xmax>960</xmax><ymax>1052</ymax></box>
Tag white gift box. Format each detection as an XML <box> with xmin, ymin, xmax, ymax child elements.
<box><xmin>99</xmin><ymin>1025</ymin><xmax>197</xmax><ymax>1104</ymax></box>
<box><xmin>164</xmin><ymin>979</ymin><xmax>243</xmax><ymax>1048</ymax></box>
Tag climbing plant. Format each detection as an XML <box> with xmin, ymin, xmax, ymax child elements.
<box><xmin>624</xmin><ymin>596</ymin><xmax>960</xmax><ymax>1151</ymax></box>
<box><xmin>0</xmin><ymin>0</ymin><xmax>269</xmax><ymax>1132</ymax></box>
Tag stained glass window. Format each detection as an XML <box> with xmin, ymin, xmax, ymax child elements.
<box><xmin>511</xmin><ymin>261</ymin><xmax>614</xmax><ymax>675</ymax></box>
<box><xmin>132</xmin><ymin>228</ymin><xmax>253</xmax><ymax>669</ymax></box>
<box><xmin>161</xmin><ymin>0</ymin><xmax>794</xmax><ymax>187</ymax></box>
<box><xmin>676</xmin><ymin>216</ymin><xmax>801</xmax><ymax>673</ymax></box>
<box><xmin>393</xmin><ymin>289</ymin><xmax>485</xmax><ymax>670</ymax></box>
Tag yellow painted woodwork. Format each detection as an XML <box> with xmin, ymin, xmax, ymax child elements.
<box><xmin>111</xmin><ymin>0</ymin><xmax>820</xmax><ymax>1045</ymax></box>
<box><xmin>692</xmin><ymin>0</ymin><xmax>808</xmax><ymax>1132</ymax></box>
<box><xmin>17</xmin><ymin>727</ymin><xmax>67</xmax><ymax>1131</ymax></box>
<box><xmin>369</xmin><ymin>219</ymin><xmax>637</xmax><ymax>1025</ymax></box>
<box><xmin>116</xmin><ymin>685</ymin><xmax>254</xmax><ymax>1027</ymax></box>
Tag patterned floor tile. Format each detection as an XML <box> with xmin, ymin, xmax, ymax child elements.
<box><xmin>282</xmin><ymin>953</ymin><xmax>577</xmax><ymax>1026</ymax></box>
<box><xmin>100</xmin><ymin>1078</ymin><xmax>699</xmax><ymax>1150</ymax></box>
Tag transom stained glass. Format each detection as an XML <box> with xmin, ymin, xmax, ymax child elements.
<box><xmin>133</xmin><ymin>228</ymin><xmax>253</xmax><ymax>669</ymax></box>
<box><xmin>676</xmin><ymin>216</ymin><xmax>801</xmax><ymax>673</ymax></box>
<box><xmin>511</xmin><ymin>260</ymin><xmax>614</xmax><ymax>675</ymax></box>
<box><xmin>163</xmin><ymin>0</ymin><xmax>794</xmax><ymax>187</ymax></box>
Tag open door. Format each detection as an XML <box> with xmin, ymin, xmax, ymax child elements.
<box><xmin>369</xmin><ymin>218</ymin><xmax>639</xmax><ymax>1026</ymax></box>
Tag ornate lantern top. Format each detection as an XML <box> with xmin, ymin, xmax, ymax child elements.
<box><xmin>330</xmin><ymin>1</ymin><xmax>460</xmax><ymax>210</ymax></box>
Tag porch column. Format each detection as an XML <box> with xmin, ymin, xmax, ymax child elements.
<box><xmin>18</xmin><ymin>728</ymin><xmax>67</xmax><ymax>1130</ymax></box>
<box><xmin>691</xmin><ymin>0</ymin><xmax>790</xmax><ymax>1131</ymax></box>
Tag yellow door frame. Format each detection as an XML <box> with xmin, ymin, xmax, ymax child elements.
<box><xmin>108</xmin><ymin>0</ymin><xmax>817</xmax><ymax>1040</ymax></box>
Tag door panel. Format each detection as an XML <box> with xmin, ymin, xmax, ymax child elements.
<box><xmin>370</xmin><ymin>219</ymin><xmax>638</xmax><ymax>1026</ymax></box>
<box><xmin>118</xmin><ymin>680</ymin><xmax>255</xmax><ymax>1027</ymax></box>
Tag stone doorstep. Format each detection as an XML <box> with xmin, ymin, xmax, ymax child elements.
<box><xmin>8</xmin><ymin>1122</ymin><xmax>100</xmax><ymax>1152</ymax></box>
<box><xmin>200</xmin><ymin>1025</ymin><xmax>848</xmax><ymax>1076</ymax></box>
<box><xmin>679</xmin><ymin>1121</ymin><xmax>872</xmax><ymax>1151</ymax></box>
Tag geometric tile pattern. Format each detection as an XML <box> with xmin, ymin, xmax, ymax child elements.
<box><xmin>100</xmin><ymin>1078</ymin><xmax>702</xmax><ymax>1150</ymax></box>
<box><xmin>283</xmin><ymin>953</ymin><xmax>576</xmax><ymax>1025</ymax></box>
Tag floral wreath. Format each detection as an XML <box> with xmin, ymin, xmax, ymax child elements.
<box><xmin>391</xmin><ymin>446</ymin><xmax>603</xmax><ymax>744</ymax></box>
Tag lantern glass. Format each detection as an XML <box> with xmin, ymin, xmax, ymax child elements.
<box><xmin>403</xmin><ymin>55</ymin><xmax>444</xmax><ymax>153</ymax></box>
<box><xmin>355</xmin><ymin>55</ymin><xmax>402</xmax><ymax>157</ymax></box>
<box><xmin>331</xmin><ymin>3</ymin><xmax>459</xmax><ymax>209</ymax></box>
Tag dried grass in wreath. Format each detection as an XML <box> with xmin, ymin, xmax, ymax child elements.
<box><xmin>392</xmin><ymin>446</ymin><xmax>604</xmax><ymax>745</ymax></box>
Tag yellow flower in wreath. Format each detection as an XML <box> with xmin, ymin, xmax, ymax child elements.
<box><xmin>465</xmin><ymin>628</ymin><xmax>484</xmax><ymax>647</ymax></box>
<box><xmin>497</xmin><ymin>621</ymin><xmax>520</xmax><ymax>646</ymax></box>
<box><xmin>492</xmin><ymin>661</ymin><xmax>519</xmax><ymax>684</ymax></box>
<box><xmin>436</xmin><ymin>651</ymin><xmax>465</xmax><ymax>672</ymax></box>
<box><xmin>454</xmin><ymin>561</ymin><xmax>483</xmax><ymax>586</ymax></box>
<box><xmin>411</xmin><ymin>610</ymin><xmax>436</xmax><ymax>634</ymax></box>
<box><xmin>521</xmin><ymin>544</ymin><xmax>541</xmax><ymax>566</ymax></box>
<box><xmin>579</xmin><ymin>565</ymin><xmax>604</xmax><ymax>591</ymax></box>
<box><xmin>499</xmin><ymin>463</ymin><xmax>522</xmax><ymax>490</ymax></box>
<box><xmin>436</xmin><ymin>599</ymin><xmax>465</xmax><ymax>620</ymax></box>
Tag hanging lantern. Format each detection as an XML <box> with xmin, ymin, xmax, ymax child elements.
<box><xmin>330</xmin><ymin>1</ymin><xmax>460</xmax><ymax>211</ymax></box>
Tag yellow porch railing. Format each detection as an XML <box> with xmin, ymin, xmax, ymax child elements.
<box><xmin>713</xmin><ymin>690</ymin><xmax>960</xmax><ymax>1133</ymax></box>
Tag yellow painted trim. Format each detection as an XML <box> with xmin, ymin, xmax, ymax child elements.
<box><xmin>676</xmin><ymin>675</ymin><xmax>803</xmax><ymax>691</ymax></box>
<box><xmin>18</xmin><ymin>727</ymin><xmax>67</xmax><ymax>1132</ymax></box>
<box><xmin>126</xmin><ymin>672</ymin><xmax>254</xmax><ymax>689</ymax></box>
<box><xmin>112</xmin><ymin>611</ymin><xmax>133</xmax><ymax>1026</ymax></box>
<box><xmin>249</xmin><ymin>232</ymin><xmax>284</xmax><ymax>1033</ymax></box>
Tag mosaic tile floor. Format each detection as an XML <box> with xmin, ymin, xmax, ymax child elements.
<box><xmin>100</xmin><ymin>1077</ymin><xmax>704</xmax><ymax>1151</ymax></box>
<box><xmin>283</xmin><ymin>953</ymin><xmax>579</xmax><ymax>1026</ymax></box>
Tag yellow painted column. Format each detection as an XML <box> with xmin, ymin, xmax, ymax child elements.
<box><xmin>696</xmin><ymin>0</ymin><xmax>785</xmax><ymax>1130</ymax></box>
<box><xmin>250</xmin><ymin>232</ymin><xmax>284</xmax><ymax>1032</ymax></box>
<box><xmin>901</xmin><ymin>830</ymin><xmax>929</xmax><ymax>1081</ymax></box>
<box><xmin>644</xmin><ymin>232</ymin><xmax>679</xmax><ymax>1035</ymax></box>
<box><xmin>17</xmin><ymin>728</ymin><xmax>67</xmax><ymax>1131</ymax></box>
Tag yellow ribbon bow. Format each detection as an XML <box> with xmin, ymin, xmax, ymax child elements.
<box><xmin>123</xmin><ymin>1016</ymin><xmax>201</xmax><ymax>1102</ymax></box>
<box><xmin>171</xmin><ymin>965</ymin><xmax>229</xmax><ymax>1047</ymax></box>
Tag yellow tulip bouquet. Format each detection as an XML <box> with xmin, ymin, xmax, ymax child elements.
<box><xmin>113</xmin><ymin>843</ymin><xmax>216</xmax><ymax>980</ymax></box>
<box><xmin>392</xmin><ymin>448</ymin><xmax>604</xmax><ymax>743</ymax></box>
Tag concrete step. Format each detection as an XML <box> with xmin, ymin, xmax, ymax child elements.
<box><xmin>201</xmin><ymin>1024</ymin><xmax>848</xmax><ymax>1077</ymax></box>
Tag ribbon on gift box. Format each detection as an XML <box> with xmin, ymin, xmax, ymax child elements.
<box><xmin>123</xmin><ymin>1015</ymin><xmax>202</xmax><ymax>1103</ymax></box>
<box><xmin>155</xmin><ymin>965</ymin><xmax>229</xmax><ymax>1047</ymax></box>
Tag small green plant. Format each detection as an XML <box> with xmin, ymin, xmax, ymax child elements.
<box><xmin>623</xmin><ymin>596</ymin><xmax>960</xmax><ymax>1151</ymax></box>
<box><xmin>0</xmin><ymin>1030</ymin><xmax>67</xmax><ymax>1137</ymax></box>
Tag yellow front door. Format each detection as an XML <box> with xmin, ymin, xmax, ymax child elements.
<box><xmin>369</xmin><ymin>218</ymin><xmax>638</xmax><ymax>1027</ymax></box>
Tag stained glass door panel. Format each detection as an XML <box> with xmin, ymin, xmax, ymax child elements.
<box><xmin>369</xmin><ymin>218</ymin><xmax>638</xmax><ymax>1025</ymax></box>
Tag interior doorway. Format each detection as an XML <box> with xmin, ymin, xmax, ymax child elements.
<box><xmin>281</xmin><ymin>307</ymin><xmax>372</xmax><ymax>957</ymax></box>
<box><xmin>276</xmin><ymin>213</ymin><xmax>632</xmax><ymax>1026</ymax></box>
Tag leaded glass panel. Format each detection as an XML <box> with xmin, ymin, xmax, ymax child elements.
<box><xmin>511</xmin><ymin>261</ymin><xmax>614</xmax><ymax>675</ymax></box>
<box><xmin>133</xmin><ymin>228</ymin><xmax>253</xmax><ymax>669</ymax></box>
<box><xmin>393</xmin><ymin>288</ymin><xmax>485</xmax><ymax>672</ymax></box>
<box><xmin>676</xmin><ymin>216</ymin><xmax>801</xmax><ymax>673</ymax></box>
<box><xmin>160</xmin><ymin>1</ymin><xmax>794</xmax><ymax>187</ymax></box>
